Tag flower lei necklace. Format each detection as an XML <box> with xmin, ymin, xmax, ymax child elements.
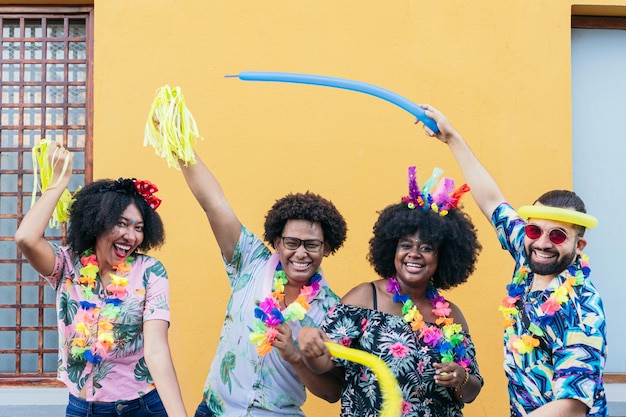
<box><xmin>70</xmin><ymin>249</ymin><xmax>133</xmax><ymax>364</ymax></box>
<box><xmin>249</xmin><ymin>262</ymin><xmax>322</xmax><ymax>356</ymax></box>
<box><xmin>499</xmin><ymin>255</ymin><xmax>590</xmax><ymax>354</ymax></box>
<box><xmin>387</xmin><ymin>277</ymin><xmax>472</xmax><ymax>369</ymax></box>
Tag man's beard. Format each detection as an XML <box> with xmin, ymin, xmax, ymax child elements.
<box><xmin>527</xmin><ymin>245</ymin><xmax>578</xmax><ymax>276</ymax></box>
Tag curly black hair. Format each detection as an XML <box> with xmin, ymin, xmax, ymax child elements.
<box><xmin>67</xmin><ymin>178</ymin><xmax>165</xmax><ymax>255</ymax></box>
<box><xmin>263</xmin><ymin>191</ymin><xmax>347</xmax><ymax>255</ymax></box>
<box><xmin>367</xmin><ymin>201</ymin><xmax>481</xmax><ymax>290</ymax></box>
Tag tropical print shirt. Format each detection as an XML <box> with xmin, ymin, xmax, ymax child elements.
<box><xmin>45</xmin><ymin>245</ymin><xmax>170</xmax><ymax>402</ymax></box>
<box><xmin>201</xmin><ymin>226</ymin><xmax>340</xmax><ymax>417</ymax></box>
<box><xmin>492</xmin><ymin>203</ymin><xmax>608</xmax><ymax>417</ymax></box>
<box><xmin>321</xmin><ymin>303</ymin><xmax>482</xmax><ymax>417</ymax></box>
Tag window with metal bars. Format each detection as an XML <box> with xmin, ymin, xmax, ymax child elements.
<box><xmin>0</xmin><ymin>7</ymin><xmax>93</xmax><ymax>385</ymax></box>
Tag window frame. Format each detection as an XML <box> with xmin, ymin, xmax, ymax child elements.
<box><xmin>0</xmin><ymin>5</ymin><xmax>94</xmax><ymax>387</ymax></box>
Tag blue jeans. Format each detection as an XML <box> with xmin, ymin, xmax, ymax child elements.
<box><xmin>193</xmin><ymin>401</ymin><xmax>215</xmax><ymax>417</ymax></box>
<box><xmin>66</xmin><ymin>389</ymin><xmax>166</xmax><ymax>417</ymax></box>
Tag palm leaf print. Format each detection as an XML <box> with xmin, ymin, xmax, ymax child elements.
<box><xmin>220</xmin><ymin>352</ymin><xmax>237</xmax><ymax>393</ymax></box>
<box><xmin>134</xmin><ymin>357</ymin><xmax>154</xmax><ymax>384</ymax></box>
<box><xmin>59</xmin><ymin>291</ymin><xmax>78</xmax><ymax>326</ymax></box>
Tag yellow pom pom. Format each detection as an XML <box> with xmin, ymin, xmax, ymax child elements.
<box><xmin>144</xmin><ymin>85</ymin><xmax>202</xmax><ymax>169</ymax></box>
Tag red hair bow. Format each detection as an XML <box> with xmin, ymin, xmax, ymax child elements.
<box><xmin>133</xmin><ymin>179</ymin><xmax>162</xmax><ymax>211</ymax></box>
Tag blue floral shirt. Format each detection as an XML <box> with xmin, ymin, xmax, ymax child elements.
<box><xmin>492</xmin><ymin>203</ymin><xmax>607</xmax><ymax>417</ymax></box>
<box><xmin>201</xmin><ymin>226</ymin><xmax>340</xmax><ymax>417</ymax></box>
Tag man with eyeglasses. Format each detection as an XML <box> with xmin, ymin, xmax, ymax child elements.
<box><xmin>417</xmin><ymin>105</ymin><xmax>607</xmax><ymax>417</ymax></box>
<box><xmin>176</xmin><ymin>152</ymin><xmax>348</xmax><ymax>417</ymax></box>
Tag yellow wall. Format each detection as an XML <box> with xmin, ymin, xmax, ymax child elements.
<box><xmin>85</xmin><ymin>1</ymin><xmax>625</xmax><ymax>415</ymax></box>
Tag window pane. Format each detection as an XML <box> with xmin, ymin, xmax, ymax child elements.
<box><xmin>24</xmin><ymin>63</ymin><xmax>42</xmax><ymax>82</ymax></box>
<box><xmin>2</xmin><ymin>85</ymin><xmax>19</xmax><ymax>104</ymax></box>
<box><xmin>1</xmin><ymin>41</ymin><xmax>20</xmax><ymax>59</ymax></box>
<box><xmin>0</xmin><ymin>332</ymin><xmax>15</xmax><ymax>349</ymax></box>
<box><xmin>24</xmin><ymin>86</ymin><xmax>42</xmax><ymax>104</ymax></box>
<box><xmin>45</xmin><ymin>107</ymin><xmax>64</xmax><ymax>125</ymax></box>
<box><xmin>0</xmin><ymin>354</ymin><xmax>16</xmax><ymax>373</ymax></box>
<box><xmin>22</xmin><ymin>330</ymin><xmax>39</xmax><ymax>349</ymax></box>
<box><xmin>24</xmin><ymin>41</ymin><xmax>42</xmax><ymax>60</ymax></box>
<box><xmin>46</xmin><ymin>63</ymin><xmax>64</xmax><ymax>82</ymax></box>
<box><xmin>68</xmin><ymin>85</ymin><xmax>85</xmax><ymax>103</ymax></box>
<box><xmin>2</xmin><ymin>19</ymin><xmax>20</xmax><ymax>37</ymax></box>
<box><xmin>69</xmin><ymin>41</ymin><xmax>85</xmax><ymax>59</ymax></box>
<box><xmin>21</xmin><ymin>286</ymin><xmax>40</xmax><ymax>304</ymax></box>
<box><xmin>0</xmin><ymin>287</ymin><xmax>16</xmax><ymax>304</ymax></box>
<box><xmin>24</xmin><ymin>19</ymin><xmax>43</xmax><ymax>38</ymax></box>
<box><xmin>21</xmin><ymin>354</ymin><xmax>38</xmax><ymax>372</ymax></box>
<box><xmin>46</xmin><ymin>19</ymin><xmax>65</xmax><ymax>38</ymax></box>
<box><xmin>46</xmin><ymin>85</ymin><xmax>64</xmax><ymax>103</ymax></box>
<box><xmin>68</xmin><ymin>63</ymin><xmax>85</xmax><ymax>82</ymax></box>
<box><xmin>0</xmin><ymin>264</ymin><xmax>16</xmax><ymax>282</ymax></box>
<box><xmin>1</xmin><ymin>130</ymin><xmax>19</xmax><ymax>147</ymax></box>
<box><xmin>2</xmin><ymin>63</ymin><xmax>20</xmax><ymax>81</ymax></box>
<box><xmin>46</xmin><ymin>41</ymin><xmax>65</xmax><ymax>59</ymax></box>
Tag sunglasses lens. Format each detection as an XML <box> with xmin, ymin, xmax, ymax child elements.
<box><xmin>549</xmin><ymin>229</ymin><xmax>567</xmax><ymax>244</ymax></box>
<box><xmin>524</xmin><ymin>225</ymin><xmax>542</xmax><ymax>239</ymax></box>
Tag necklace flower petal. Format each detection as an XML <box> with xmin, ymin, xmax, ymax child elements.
<box><xmin>386</xmin><ymin>277</ymin><xmax>472</xmax><ymax>370</ymax></box>
<box><xmin>499</xmin><ymin>254</ymin><xmax>590</xmax><ymax>354</ymax></box>
<box><xmin>70</xmin><ymin>249</ymin><xmax>134</xmax><ymax>364</ymax></box>
<box><xmin>249</xmin><ymin>262</ymin><xmax>322</xmax><ymax>356</ymax></box>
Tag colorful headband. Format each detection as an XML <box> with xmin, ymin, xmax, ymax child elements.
<box><xmin>518</xmin><ymin>205</ymin><xmax>597</xmax><ymax>229</ymax></box>
<box><xmin>99</xmin><ymin>178</ymin><xmax>162</xmax><ymax>211</ymax></box>
<box><xmin>402</xmin><ymin>166</ymin><xmax>470</xmax><ymax>216</ymax></box>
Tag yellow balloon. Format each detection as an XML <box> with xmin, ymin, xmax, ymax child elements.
<box><xmin>325</xmin><ymin>342</ymin><xmax>402</xmax><ymax>417</ymax></box>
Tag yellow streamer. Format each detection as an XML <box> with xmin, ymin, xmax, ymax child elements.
<box><xmin>31</xmin><ymin>139</ymin><xmax>75</xmax><ymax>228</ymax></box>
<box><xmin>143</xmin><ymin>85</ymin><xmax>202</xmax><ymax>169</ymax></box>
<box><xmin>325</xmin><ymin>342</ymin><xmax>402</xmax><ymax>417</ymax></box>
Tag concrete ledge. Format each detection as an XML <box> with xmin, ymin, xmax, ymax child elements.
<box><xmin>0</xmin><ymin>387</ymin><xmax>67</xmax><ymax>417</ymax></box>
<box><xmin>607</xmin><ymin>383</ymin><xmax>626</xmax><ymax>417</ymax></box>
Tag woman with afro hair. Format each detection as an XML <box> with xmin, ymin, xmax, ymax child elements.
<box><xmin>299</xmin><ymin>166</ymin><xmax>484</xmax><ymax>417</ymax></box>
<box><xmin>14</xmin><ymin>141</ymin><xmax>188</xmax><ymax>416</ymax></box>
<box><xmin>175</xmin><ymin>152</ymin><xmax>348</xmax><ymax>417</ymax></box>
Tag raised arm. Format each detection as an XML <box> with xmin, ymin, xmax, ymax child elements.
<box><xmin>14</xmin><ymin>140</ymin><xmax>73</xmax><ymax>276</ymax></box>
<box><xmin>178</xmin><ymin>154</ymin><xmax>241</xmax><ymax>262</ymax></box>
<box><xmin>419</xmin><ymin>105</ymin><xmax>506</xmax><ymax>221</ymax></box>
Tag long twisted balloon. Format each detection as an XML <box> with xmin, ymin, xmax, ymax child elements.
<box><xmin>229</xmin><ymin>71</ymin><xmax>439</xmax><ymax>133</ymax></box>
<box><xmin>325</xmin><ymin>342</ymin><xmax>403</xmax><ymax>417</ymax></box>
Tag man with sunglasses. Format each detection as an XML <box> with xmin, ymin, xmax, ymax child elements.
<box><xmin>417</xmin><ymin>105</ymin><xmax>607</xmax><ymax>417</ymax></box>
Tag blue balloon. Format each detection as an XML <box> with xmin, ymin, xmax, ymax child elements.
<box><xmin>231</xmin><ymin>71</ymin><xmax>439</xmax><ymax>133</ymax></box>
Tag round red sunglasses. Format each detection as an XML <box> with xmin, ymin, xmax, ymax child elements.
<box><xmin>524</xmin><ymin>224</ymin><xmax>569</xmax><ymax>245</ymax></box>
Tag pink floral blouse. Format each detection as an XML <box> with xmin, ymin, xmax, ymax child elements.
<box><xmin>45</xmin><ymin>245</ymin><xmax>170</xmax><ymax>402</ymax></box>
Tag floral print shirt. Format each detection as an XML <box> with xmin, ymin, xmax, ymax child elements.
<box><xmin>201</xmin><ymin>226</ymin><xmax>340</xmax><ymax>417</ymax></box>
<box><xmin>492</xmin><ymin>203</ymin><xmax>608</xmax><ymax>417</ymax></box>
<box><xmin>45</xmin><ymin>245</ymin><xmax>170</xmax><ymax>402</ymax></box>
<box><xmin>321</xmin><ymin>303</ymin><xmax>482</xmax><ymax>417</ymax></box>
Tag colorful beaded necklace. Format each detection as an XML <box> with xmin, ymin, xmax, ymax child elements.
<box><xmin>249</xmin><ymin>262</ymin><xmax>322</xmax><ymax>356</ymax></box>
<box><xmin>386</xmin><ymin>277</ymin><xmax>472</xmax><ymax>369</ymax></box>
<box><xmin>499</xmin><ymin>255</ymin><xmax>589</xmax><ymax>354</ymax></box>
<box><xmin>70</xmin><ymin>249</ymin><xmax>133</xmax><ymax>364</ymax></box>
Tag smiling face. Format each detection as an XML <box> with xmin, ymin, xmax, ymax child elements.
<box><xmin>393</xmin><ymin>231</ymin><xmax>439</xmax><ymax>291</ymax></box>
<box><xmin>524</xmin><ymin>217</ymin><xmax>587</xmax><ymax>278</ymax></box>
<box><xmin>274</xmin><ymin>219</ymin><xmax>327</xmax><ymax>287</ymax></box>
<box><xmin>95</xmin><ymin>203</ymin><xmax>144</xmax><ymax>272</ymax></box>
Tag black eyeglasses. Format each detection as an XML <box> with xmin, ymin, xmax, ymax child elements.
<box><xmin>397</xmin><ymin>239</ymin><xmax>436</xmax><ymax>254</ymax></box>
<box><xmin>280</xmin><ymin>237</ymin><xmax>325</xmax><ymax>253</ymax></box>
<box><xmin>524</xmin><ymin>224</ymin><xmax>569</xmax><ymax>245</ymax></box>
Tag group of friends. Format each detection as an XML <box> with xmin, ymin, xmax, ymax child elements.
<box><xmin>14</xmin><ymin>106</ymin><xmax>607</xmax><ymax>417</ymax></box>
